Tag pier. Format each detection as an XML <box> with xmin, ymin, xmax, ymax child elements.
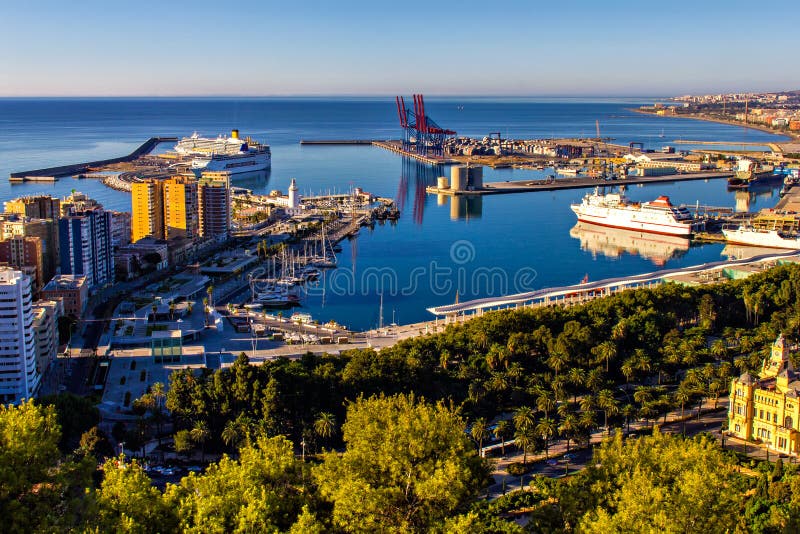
<box><xmin>299</xmin><ymin>138</ymin><xmax>457</xmax><ymax>166</ymax></box>
<box><xmin>8</xmin><ymin>136</ymin><xmax>177</xmax><ymax>182</ymax></box>
<box><xmin>427</xmin><ymin>170</ymin><xmax>734</xmax><ymax>196</ymax></box>
<box><xmin>300</xmin><ymin>139</ymin><xmax>377</xmax><ymax>145</ymax></box>
<box><xmin>372</xmin><ymin>140</ymin><xmax>456</xmax><ymax>165</ymax></box>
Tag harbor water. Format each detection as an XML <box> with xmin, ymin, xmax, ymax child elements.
<box><xmin>0</xmin><ymin>97</ymin><xmax>789</xmax><ymax>330</ymax></box>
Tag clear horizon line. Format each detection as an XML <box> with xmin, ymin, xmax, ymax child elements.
<box><xmin>0</xmin><ymin>93</ymin><xmax>676</xmax><ymax>99</ymax></box>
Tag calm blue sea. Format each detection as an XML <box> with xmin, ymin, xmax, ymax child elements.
<box><xmin>0</xmin><ymin>98</ymin><xmax>789</xmax><ymax>329</ymax></box>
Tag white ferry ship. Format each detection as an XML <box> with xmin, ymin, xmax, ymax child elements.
<box><xmin>174</xmin><ymin>129</ymin><xmax>270</xmax><ymax>174</ymax></box>
<box><xmin>570</xmin><ymin>188</ymin><xmax>697</xmax><ymax>237</ymax></box>
<box><xmin>569</xmin><ymin>222</ymin><xmax>690</xmax><ymax>266</ymax></box>
<box><xmin>722</xmin><ymin>225</ymin><xmax>800</xmax><ymax>250</ymax></box>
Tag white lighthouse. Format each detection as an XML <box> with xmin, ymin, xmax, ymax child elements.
<box><xmin>288</xmin><ymin>178</ymin><xmax>299</xmax><ymax>209</ymax></box>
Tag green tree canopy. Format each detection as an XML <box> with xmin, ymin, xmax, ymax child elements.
<box><xmin>313</xmin><ymin>393</ymin><xmax>490</xmax><ymax>533</ymax></box>
<box><xmin>165</xmin><ymin>434</ymin><xmax>309</xmax><ymax>533</ymax></box>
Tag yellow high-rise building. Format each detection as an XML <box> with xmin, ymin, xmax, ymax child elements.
<box><xmin>131</xmin><ymin>180</ymin><xmax>164</xmax><ymax>243</ymax></box>
<box><xmin>162</xmin><ymin>177</ymin><xmax>198</xmax><ymax>240</ymax></box>
<box><xmin>729</xmin><ymin>334</ymin><xmax>800</xmax><ymax>455</ymax></box>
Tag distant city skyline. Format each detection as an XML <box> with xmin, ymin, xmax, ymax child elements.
<box><xmin>1</xmin><ymin>0</ymin><xmax>798</xmax><ymax>97</ymax></box>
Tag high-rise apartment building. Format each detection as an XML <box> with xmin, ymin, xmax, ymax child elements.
<box><xmin>163</xmin><ymin>176</ymin><xmax>199</xmax><ymax>239</ymax></box>
<box><xmin>0</xmin><ymin>268</ymin><xmax>38</xmax><ymax>404</ymax></box>
<box><xmin>0</xmin><ymin>236</ymin><xmax>44</xmax><ymax>292</ymax></box>
<box><xmin>131</xmin><ymin>180</ymin><xmax>164</xmax><ymax>242</ymax></box>
<box><xmin>198</xmin><ymin>173</ymin><xmax>231</xmax><ymax>240</ymax></box>
<box><xmin>110</xmin><ymin>211</ymin><xmax>132</xmax><ymax>248</ymax></box>
<box><xmin>132</xmin><ymin>177</ymin><xmax>201</xmax><ymax>242</ymax></box>
<box><xmin>60</xmin><ymin>191</ymin><xmax>101</xmax><ymax>216</ymax></box>
<box><xmin>32</xmin><ymin>299</ymin><xmax>62</xmax><ymax>384</ymax></box>
<box><xmin>59</xmin><ymin>208</ymin><xmax>114</xmax><ymax>289</ymax></box>
<box><xmin>0</xmin><ymin>214</ymin><xmax>59</xmax><ymax>283</ymax></box>
<box><xmin>4</xmin><ymin>195</ymin><xmax>60</xmax><ymax>220</ymax></box>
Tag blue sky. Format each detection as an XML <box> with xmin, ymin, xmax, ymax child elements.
<box><xmin>1</xmin><ymin>0</ymin><xmax>797</xmax><ymax>97</ymax></box>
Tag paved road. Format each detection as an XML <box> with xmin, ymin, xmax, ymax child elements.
<box><xmin>484</xmin><ymin>400</ymin><xmax>731</xmax><ymax>500</ymax></box>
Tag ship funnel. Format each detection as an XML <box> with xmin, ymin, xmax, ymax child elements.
<box><xmin>231</xmin><ymin>129</ymin><xmax>239</xmax><ymax>139</ymax></box>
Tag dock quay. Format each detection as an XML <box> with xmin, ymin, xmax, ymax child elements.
<box><xmin>8</xmin><ymin>136</ymin><xmax>177</xmax><ymax>182</ymax></box>
<box><xmin>428</xmin><ymin>170</ymin><xmax>734</xmax><ymax>196</ymax></box>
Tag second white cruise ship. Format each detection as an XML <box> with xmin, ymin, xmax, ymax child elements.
<box><xmin>570</xmin><ymin>188</ymin><xmax>698</xmax><ymax>237</ymax></box>
<box><xmin>174</xmin><ymin>129</ymin><xmax>271</xmax><ymax>174</ymax></box>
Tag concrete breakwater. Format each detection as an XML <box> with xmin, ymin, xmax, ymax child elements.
<box><xmin>8</xmin><ymin>136</ymin><xmax>177</xmax><ymax>182</ymax></box>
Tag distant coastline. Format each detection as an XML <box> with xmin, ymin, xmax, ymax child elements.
<box><xmin>631</xmin><ymin>108</ymin><xmax>797</xmax><ymax>141</ymax></box>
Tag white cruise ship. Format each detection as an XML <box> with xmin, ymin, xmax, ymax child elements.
<box><xmin>722</xmin><ymin>225</ymin><xmax>800</xmax><ymax>250</ymax></box>
<box><xmin>174</xmin><ymin>130</ymin><xmax>270</xmax><ymax>174</ymax></box>
<box><xmin>570</xmin><ymin>188</ymin><xmax>697</xmax><ymax>237</ymax></box>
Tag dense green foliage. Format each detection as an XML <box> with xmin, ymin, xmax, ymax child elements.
<box><xmin>8</xmin><ymin>263</ymin><xmax>800</xmax><ymax>531</ymax></box>
<box><xmin>314</xmin><ymin>394</ymin><xmax>489</xmax><ymax>532</ymax></box>
<box><xmin>522</xmin><ymin>430</ymin><xmax>800</xmax><ymax>533</ymax></box>
<box><xmin>163</xmin><ymin>263</ymin><xmax>800</xmax><ymax>465</ymax></box>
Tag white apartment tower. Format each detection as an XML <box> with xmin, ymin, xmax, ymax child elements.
<box><xmin>0</xmin><ymin>268</ymin><xmax>38</xmax><ymax>404</ymax></box>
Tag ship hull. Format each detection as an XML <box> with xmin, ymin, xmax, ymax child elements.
<box><xmin>571</xmin><ymin>206</ymin><xmax>693</xmax><ymax>236</ymax></box>
<box><xmin>192</xmin><ymin>152</ymin><xmax>271</xmax><ymax>174</ymax></box>
<box><xmin>722</xmin><ymin>229</ymin><xmax>800</xmax><ymax>250</ymax></box>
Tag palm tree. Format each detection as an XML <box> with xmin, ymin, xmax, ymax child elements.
<box><xmin>494</xmin><ymin>420</ymin><xmax>511</xmax><ymax>456</ymax></box>
<box><xmin>596</xmin><ymin>389</ymin><xmax>619</xmax><ymax>434</ymax></box>
<box><xmin>190</xmin><ymin>421</ymin><xmax>210</xmax><ymax>462</ymax></box>
<box><xmin>633</xmin><ymin>385</ymin><xmax>653</xmax><ymax>406</ymax></box>
<box><xmin>506</xmin><ymin>362</ymin><xmax>524</xmax><ymax>388</ymax></box>
<box><xmin>314</xmin><ymin>412</ymin><xmax>336</xmax><ymax>444</ymax></box>
<box><xmin>579</xmin><ymin>394</ymin><xmax>595</xmax><ymax>414</ymax></box>
<box><xmin>470</xmin><ymin>418</ymin><xmax>489</xmax><ymax>455</ymax></box>
<box><xmin>513</xmin><ymin>406</ymin><xmax>535</xmax><ymax>434</ymax></box>
<box><xmin>598</xmin><ymin>340</ymin><xmax>617</xmax><ymax>373</ymax></box>
<box><xmin>708</xmin><ymin>380</ymin><xmax>723</xmax><ymax>409</ymax></box>
<box><xmin>514</xmin><ymin>427</ymin><xmax>535</xmax><ymax>467</ymax></box>
<box><xmin>675</xmin><ymin>388</ymin><xmax>691</xmax><ymax>434</ymax></box>
<box><xmin>621</xmin><ymin>358</ymin><xmax>636</xmax><ymax>384</ymax></box>
<box><xmin>711</xmin><ymin>339</ymin><xmax>729</xmax><ymax>361</ymax></box>
<box><xmin>559</xmin><ymin>413</ymin><xmax>578</xmax><ymax>453</ymax></box>
<box><xmin>546</xmin><ymin>350</ymin><xmax>568</xmax><ymax>378</ymax></box>
<box><xmin>639</xmin><ymin>403</ymin><xmax>657</xmax><ymax>429</ymax></box>
<box><xmin>536</xmin><ymin>392</ymin><xmax>555</xmax><ymax>419</ymax></box>
<box><xmin>536</xmin><ymin>417</ymin><xmax>557</xmax><ymax>459</ymax></box>
<box><xmin>222</xmin><ymin>420</ymin><xmax>241</xmax><ymax>451</ymax></box>
<box><xmin>567</xmin><ymin>368</ymin><xmax>585</xmax><ymax>403</ymax></box>
<box><xmin>579</xmin><ymin>409</ymin><xmax>597</xmax><ymax>436</ymax></box>
<box><xmin>622</xmin><ymin>403</ymin><xmax>636</xmax><ymax>435</ymax></box>
<box><xmin>585</xmin><ymin>368</ymin><xmax>604</xmax><ymax>393</ymax></box>
<box><xmin>151</xmin><ymin>382</ymin><xmax>166</xmax><ymax>409</ymax></box>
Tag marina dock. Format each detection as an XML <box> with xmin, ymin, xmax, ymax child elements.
<box><xmin>8</xmin><ymin>136</ymin><xmax>177</xmax><ymax>182</ymax></box>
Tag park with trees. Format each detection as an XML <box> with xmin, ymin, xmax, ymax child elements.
<box><xmin>6</xmin><ymin>262</ymin><xmax>800</xmax><ymax>530</ymax></box>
